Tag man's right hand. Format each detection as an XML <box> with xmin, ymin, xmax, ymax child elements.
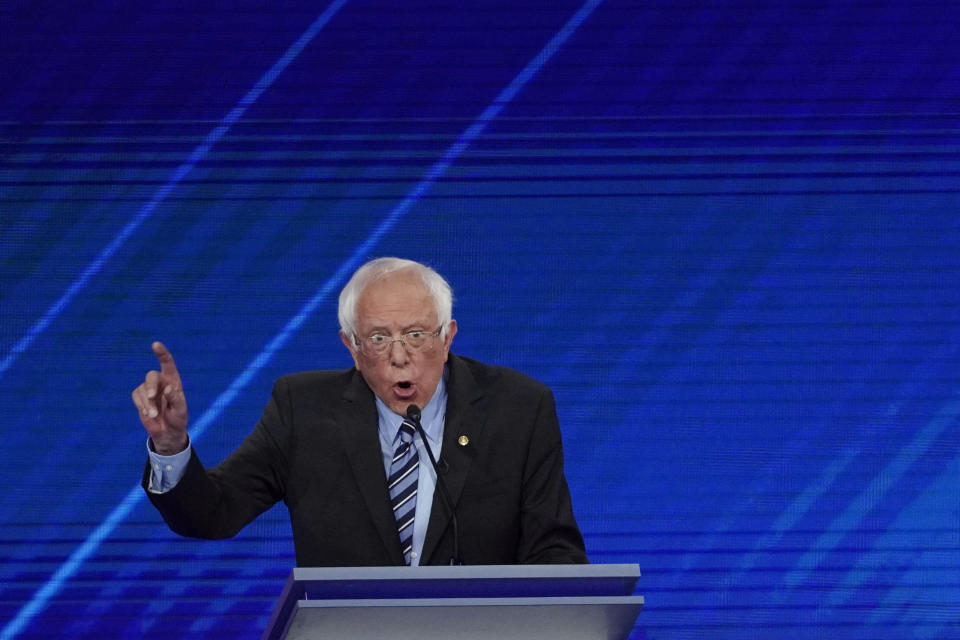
<box><xmin>132</xmin><ymin>341</ymin><xmax>189</xmax><ymax>455</ymax></box>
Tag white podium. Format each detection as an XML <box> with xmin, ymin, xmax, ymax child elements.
<box><xmin>262</xmin><ymin>564</ymin><xmax>643</xmax><ymax>640</ymax></box>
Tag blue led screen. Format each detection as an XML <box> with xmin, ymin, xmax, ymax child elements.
<box><xmin>1</xmin><ymin>1</ymin><xmax>959</xmax><ymax>638</ymax></box>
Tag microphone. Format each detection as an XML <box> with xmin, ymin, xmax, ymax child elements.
<box><xmin>407</xmin><ymin>404</ymin><xmax>462</xmax><ymax>565</ymax></box>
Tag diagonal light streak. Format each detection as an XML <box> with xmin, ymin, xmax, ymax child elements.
<box><xmin>0</xmin><ymin>3</ymin><xmax>351</xmax><ymax>638</ymax></box>
<box><xmin>780</xmin><ymin>398</ymin><xmax>960</xmax><ymax>594</ymax></box>
<box><xmin>0</xmin><ymin>1</ymin><xmax>603</xmax><ymax>638</ymax></box>
<box><xmin>0</xmin><ymin>0</ymin><xmax>349</xmax><ymax>382</ymax></box>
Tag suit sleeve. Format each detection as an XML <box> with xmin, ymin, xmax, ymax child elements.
<box><xmin>516</xmin><ymin>386</ymin><xmax>588</xmax><ymax>564</ymax></box>
<box><xmin>142</xmin><ymin>378</ymin><xmax>292</xmax><ymax>539</ymax></box>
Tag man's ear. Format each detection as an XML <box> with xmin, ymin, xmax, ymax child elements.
<box><xmin>442</xmin><ymin>319</ymin><xmax>458</xmax><ymax>362</ymax></box>
<box><xmin>340</xmin><ymin>331</ymin><xmax>361</xmax><ymax>369</ymax></box>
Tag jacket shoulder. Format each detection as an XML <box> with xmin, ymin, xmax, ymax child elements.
<box><xmin>275</xmin><ymin>368</ymin><xmax>354</xmax><ymax>388</ymax></box>
<box><xmin>452</xmin><ymin>354</ymin><xmax>551</xmax><ymax>397</ymax></box>
<box><xmin>270</xmin><ymin>368</ymin><xmax>361</xmax><ymax>403</ymax></box>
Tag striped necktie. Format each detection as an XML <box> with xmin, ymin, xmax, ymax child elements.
<box><xmin>388</xmin><ymin>418</ymin><xmax>419</xmax><ymax>564</ymax></box>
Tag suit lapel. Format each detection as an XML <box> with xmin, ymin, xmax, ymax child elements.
<box><xmin>421</xmin><ymin>355</ymin><xmax>485</xmax><ymax>564</ymax></box>
<box><xmin>334</xmin><ymin>370</ymin><xmax>405</xmax><ymax>565</ymax></box>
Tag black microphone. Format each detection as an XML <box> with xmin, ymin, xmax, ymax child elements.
<box><xmin>407</xmin><ymin>404</ymin><xmax>462</xmax><ymax>565</ymax></box>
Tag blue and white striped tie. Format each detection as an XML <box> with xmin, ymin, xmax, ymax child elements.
<box><xmin>388</xmin><ymin>418</ymin><xmax>419</xmax><ymax>564</ymax></box>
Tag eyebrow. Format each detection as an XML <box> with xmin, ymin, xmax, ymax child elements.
<box><xmin>364</xmin><ymin>323</ymin><xmax>431</xmax><ymax>335</ymax></box>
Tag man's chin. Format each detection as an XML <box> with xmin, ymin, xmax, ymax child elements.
<box><xmin>388</xmin><ymin>387</ymin><xmax>425</xmax><ymax>416</ymax></box>
<box><xmin>385</xmin><ymin>403</ymin><xmax>410</xmax><ymax>417</ymax></box>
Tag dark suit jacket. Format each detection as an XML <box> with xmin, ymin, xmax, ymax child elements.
<box><xmin>144</xmin><ymin>354</ymin><xmax>587</xmax><ymax>566</ymax></box>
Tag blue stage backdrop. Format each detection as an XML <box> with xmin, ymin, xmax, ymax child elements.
<box><xmin>2</xmin><ymin>1</ymin><xmax>959</xmax><ymax>638</ymax></box>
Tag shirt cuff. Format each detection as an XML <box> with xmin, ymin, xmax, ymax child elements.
<box><xmin>146</xmin><ymin>438</ymin><xmax>191</xmax><ymax>494</ymax></box>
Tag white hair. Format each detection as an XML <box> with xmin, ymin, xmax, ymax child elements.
<box><xmin>338</xmin><ymin>257</ymin><xmax>453</xmax><ymax>341</ymax></box>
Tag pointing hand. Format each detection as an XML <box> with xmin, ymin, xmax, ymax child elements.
<box><xmin>131</xmin><ymin>341</ymin><xmax>189</xmax><ymax>455</ymax></box>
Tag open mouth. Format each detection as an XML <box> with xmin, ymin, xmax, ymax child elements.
<box><xmin>393</xmin><ymin>381</ymin><xmax>415</xmax><ymax>398</ymax></box>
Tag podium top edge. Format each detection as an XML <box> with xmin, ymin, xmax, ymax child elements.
<box><xmin>294</xmin><ymin>595</ymin><xmax>645</xmax><ymax>608</ymax></box>
<box><xmin>291</xmin><ymin>564</ymin><xmax>640</xmax><ymax>581</ymax></box>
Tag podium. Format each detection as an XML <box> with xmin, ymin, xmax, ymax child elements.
<box><xmin>262</xmin><ymin>564</ymin><xmax>643</xmax><ymax>640</ymax></box>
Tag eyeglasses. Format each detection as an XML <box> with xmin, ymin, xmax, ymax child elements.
<box><xmin>356</xmin><ymin>328</ymin><xmax>443</xmax><ymax>357</ymax></box>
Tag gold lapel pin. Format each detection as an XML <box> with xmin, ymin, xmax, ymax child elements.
<box><xmin>457</xmin><ymin>435</ymin><xmax>469</xmax><ymax>446</ymax></box>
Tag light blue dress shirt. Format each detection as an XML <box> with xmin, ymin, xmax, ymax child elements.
<box><xmin>374</xmin><ymin>374</ymin><xmax>446</xmax><ymax>567</ymax></box>
<box><xmin>147</xmin><ymin>372</ymin><xmax>447</xmax><ymax>566</ymax></box>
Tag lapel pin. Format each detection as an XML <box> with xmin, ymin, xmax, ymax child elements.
<box><xmin>457</xmin><ymin>435</ymin><xmax>469</xmax><ymax>446</ymax></box>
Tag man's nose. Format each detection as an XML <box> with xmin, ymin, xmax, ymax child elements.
<box><xmin>389</xmin><ymin>338</ymin><xmax>410</xmax><ymax>365</ymax></box>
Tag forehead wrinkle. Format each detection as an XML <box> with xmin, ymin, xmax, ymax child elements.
<box><xmin>355</xmin><ymin>274</ymin><xmax>438</xmax><ymax>335</ymax></box>
<box><xmin>355</xmin><ymin>317</ymin><xmax>438</xmax><ymax>340</ymax></box>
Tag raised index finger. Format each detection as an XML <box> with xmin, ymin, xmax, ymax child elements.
<box><xmin>151</xmin><ymin>341</ymin><xmax>181</xmax><ymax>381</ymax></box>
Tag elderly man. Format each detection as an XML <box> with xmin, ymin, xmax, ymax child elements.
<box><xmin>133</xmin><ymin>257</ymin><xmax>586</xmax><ymax>566</ymax></box>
